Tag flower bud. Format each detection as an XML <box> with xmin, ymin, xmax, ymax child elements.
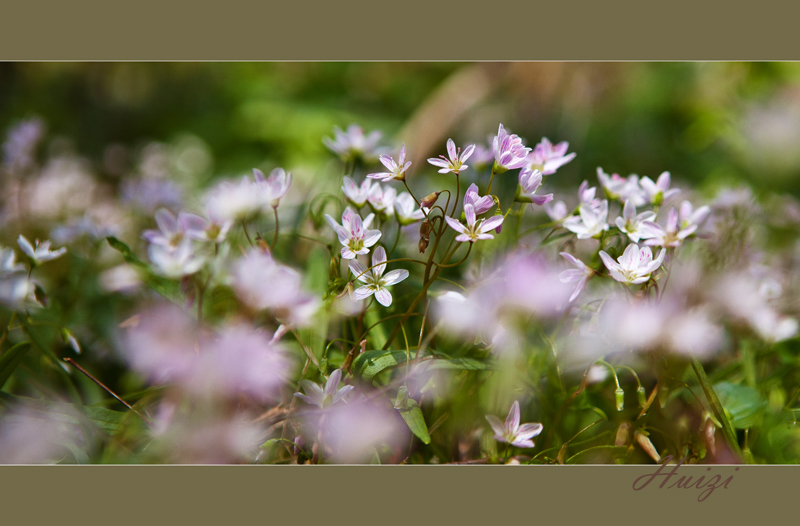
<box><xmin>634</xmin><ymin>429</ymin><xmax>660</xmax><ymax>462</ymax></box>
<box><xmin>60</xmin><ymin>328</ymin><xmax>81</xmax><ymax>355</ymax></box>
<box><xmin>615</xmin><ymin>387</ymin><xmax>625</xmax><ymax>411</ymax></box>
<box><xmin>703</xmin><ymin>418</ymin><xmax>716</xmax><ymax>456</ymax></box>
<box><xmin>418</xmin><ymin>237</ymin><xmax>429</xmax><ymax>254</ymax></box>
<box><xmin>420</xmin><ymin>191</ymin><xmax>442</xmax><ymax>208</ymax></box>
<box><xmin>615</xmin><ymin>423</ymin><xmax>630</xmax><ymax>446</ymax></box>
<box><xmin>637</xmin><ymin>386</ymin><xmax>647</xmax><ymax>408</ymax></box>
<box><xmin>419</xmin><ymin>219</ymin><xmax>432</xmax><ymax>253</ymax></box>
<box><xmin>420</xmin><ymin>219</ymin><xmax>432</xmax><ymax>238</ymax></box>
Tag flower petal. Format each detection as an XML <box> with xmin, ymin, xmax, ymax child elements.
<box><xmin>353</xmin><ymin>286</ymin><xmax>374</xmax><ymax>301</ymax></box>
<box><xmin>505</xmin><ymin>401</ymin><xmax>521</xmax><ymax>434</ymax></box>
<box><xmin>485</xmin><ymin>415</ymin><xmax>506</xmax><ymax>437</ymax></box>
<box><xmin>374</xmin><ymin>288</ymin><xmax>392</xmax><ymax>307</ymax></box>
<box><xmin>381</xmin><ymin>269</ymin><xmax>409</xmax><ymax>286</ymax></box>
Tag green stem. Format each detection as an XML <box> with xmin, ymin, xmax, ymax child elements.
<box><xmin>486</xmin><ymin>167</ymin><xmax>496</xmax><ymax>195</ymax></box>
<box><xmin>271</xmin><ymin>207</ymin><xmax>280</xmax><ymax>250</ymax></box>
<box><xmin>691</xmin><ymin>356</ymin><xmax>747</xmax><ymax>463</ymax></box>
<box><xmin>451</xmin><ymin>173</ymin><xmax>461</xmax><ymax>217</ymax></box>
<box><xmin>242</xmin><ymin>220</ymin><xmax>254</xmax><ymax>247</ymax></box>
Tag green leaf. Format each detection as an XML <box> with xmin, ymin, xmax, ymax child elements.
<box><xmin>394</xmin><ymin>388</ymin><xmax>431</xmax><ymax>445</ymax></box>
<box><xmin>691</xmin><ymin>357</ymin><xmax>746</xmax><ymax>462</ymax></box>
<box><xmin>363</xmin><ymin>307</ymin><xmax>388</xmax><ymax>350</ymax></box>
<box><xmin>0</xmin><ymin>393</ymin><xmax>128</xmax><ymax>434</ymax></box>
<box><xmin>0</xmin><ymin>341</ymin><xmax>31</xmax><ymax>390</ymax></box>
<box><xmin>713</xmin><ymin>381</ymin><xmax>767</xmax><ymax>429</ymax></box>
<box><xmin>566</xmin><ymin>445</ymin><xmax>629</xmax><ymax>464</ymax></box>
<box><xmin>351</xmin><ymin>350</ymin><xmax>409</xmax><ymax>381</ymax></box>
<box><xmin>260</xmin><ymin>437</ymin><xmax>296</xmax><ymax>450</ymax></box>
<box><xmin>416</xmin><ymin>357</ymin><xmax>488</xmax><ymax>373</ymax></box>
<box><xmin>106</xmin><ymin>236</ymin><xmax>182</xmax><ymax>303</ymax></box>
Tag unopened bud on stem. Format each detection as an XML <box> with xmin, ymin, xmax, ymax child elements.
<box><xmin>420</xmin><ymin>191</ymin><xmax>442</xmax><ymax>208</ymax></box>
<box><xmin>637</xmin><ymin>386</ymin><xmax>647</xmax><ymax>408</ymax></box>
<box><xmin>615</xmin><ymin>387</ymin><xmax>625</xmax><ymax>411</ymax></box>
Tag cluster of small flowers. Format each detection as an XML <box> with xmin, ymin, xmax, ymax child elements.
<box><xmin>5</xmin><ymin>115</ymin><xmax>800</xmax><ymax>465</ymax></box>
<box><xmin>142</xmin><ymin>168</ymin><xmax>291</xmax><ymax>279</ymax></box>
<box><xmin>553</xmin><ymin>168</ymin><xmax>710</xmax><ymax>301</ymax></box>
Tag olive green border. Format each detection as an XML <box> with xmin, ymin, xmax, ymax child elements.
<box><xmin>1</xmin><ymin>0</ymin><xmax>799</xmax><ymax>59</ymax></box>
<box><xmin>2</xmin><ymin>0</ymin><xmax>799</xmax><ymax>523</ymax></box>
<box><xmin>0</xmin><ymin>464</ymin><xmax>787</xmax><ymax>522</ymax></box>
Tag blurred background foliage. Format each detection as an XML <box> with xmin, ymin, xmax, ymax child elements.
<box><xmin>4</xmin><ymin>62</ymin><xmax>800</xmax><ymax>197</ymax></box>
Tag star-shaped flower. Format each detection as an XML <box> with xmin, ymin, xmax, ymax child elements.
<box><xmin>445</xmin><ymin>204</ymin><xmax>504</xmax><ymax>243</ymax></box>
<box><xmin>342</xmin><ymin>176</ymin><xmax>373</xmax><ymax>209</ymax></box>
<box><xmin>615</xmin><ymin>199</ymin><xmax>657</xmax><ymax>243</ymax></box>
<box><xmin>17</xmin><ymin>235</ymin><xmax>67</xmax><ymax>265</ymax></box>
<box><xmin>679</xmin><ymin>200</ymin><xmax>711</xmax><ymax>230</ymax></box>
<box><xmin>640</xmin><ymin>208</ymin><xmax>696</xmax><ymax>248</ymax></box>
<box><xmin>348</xmin><ymin>246</ymin><xmax>409</xmax><ymax>307</ymax></box>
<box><xmin>563</xmin><ymin>200</ymin><xmax>609</xmax><ymax>239</ymax></box>
<box><xmin>367</xmin><ymin>183</ymin><xmax>397</xmax><ymax>219</ymax></box>
<box><xmin>323</xmin><ymin>124</ymin><xmax>385</xmax><ymax>163</ymax></box>
<box><xmin>485</xmin><ymin>401</ymin><xmax>543</xmax><ymax>448</ymax></box>
<box><xmin>394</xmin><ymin>192</ymin><xmax>427</xmax><ymax>226</ymax></box>
<box><xmin>324</xmin><ymin>207</ymin><xmax>381</xmax><ymax>260</ymax></box>
<box><xmin>294</xmin><ymin>368</ymin><xmax>354</xmax><ymax>408</ymax></box>
<box><xmin>599</xmin><ymin>243</ymin><xmax>666</xmax><ymax>285</ymax></box>
<box><xmin>367</xmin><ymin>144</ymin><xmax>412</xmax><ymax>182</ymax></box>
<box><xmin>640</xmin><ymin>171</ymin><xmax>680</xmax><ymax>206</ymax></box>
<box><xmin>253</xmin><ymin>167</ymin><xmax>292</xmax><ymax>209</ymax></box>
<box><xmin>523</xmin><ymin>137</ymin><xmax>576</xmax><ymax>175</ymax></box>
<box><xmin>597</xmin><ymin>168</ymin><xmax>647</xmax><ymax>206</ymax></box>
<box><xmin>427</xmin><ymin>138</ymin><xmax>475</xmax><ymax>175</ymax></box>
<box><xmin>181</xmin><ymin>207</ymin><xmax>234</xmax><ymax>244</ymax></box>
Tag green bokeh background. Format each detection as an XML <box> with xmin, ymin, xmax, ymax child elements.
<box><xmin>4</xmin><ymin>62</ymin><xmax>800</xmax><ymax>196</ymax></box>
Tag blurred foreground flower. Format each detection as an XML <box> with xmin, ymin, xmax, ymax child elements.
<box><xmin>0</xmin><ymin>405</ymin><xmax>83</xmax><ymax>464</ymax></box>
<box><xmin>317</xmin><ymin>398</ymin><xmax>408</xmax><ymax>464</ymax></box>
<box><xmin>559</xmin><ymin>252</ymin><xmax>595</xmax><ymax>302</ymax></box>
<box><xmin>232</xmin><ymin>248</ymin><xmax>319</xmax><ymax>326</ymax></box>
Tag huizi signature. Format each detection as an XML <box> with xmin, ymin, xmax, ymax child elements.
<box><xmin>632</xmin><ymin>455</ymin><xmax>739</xmax><ymax>502</ymax></box>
